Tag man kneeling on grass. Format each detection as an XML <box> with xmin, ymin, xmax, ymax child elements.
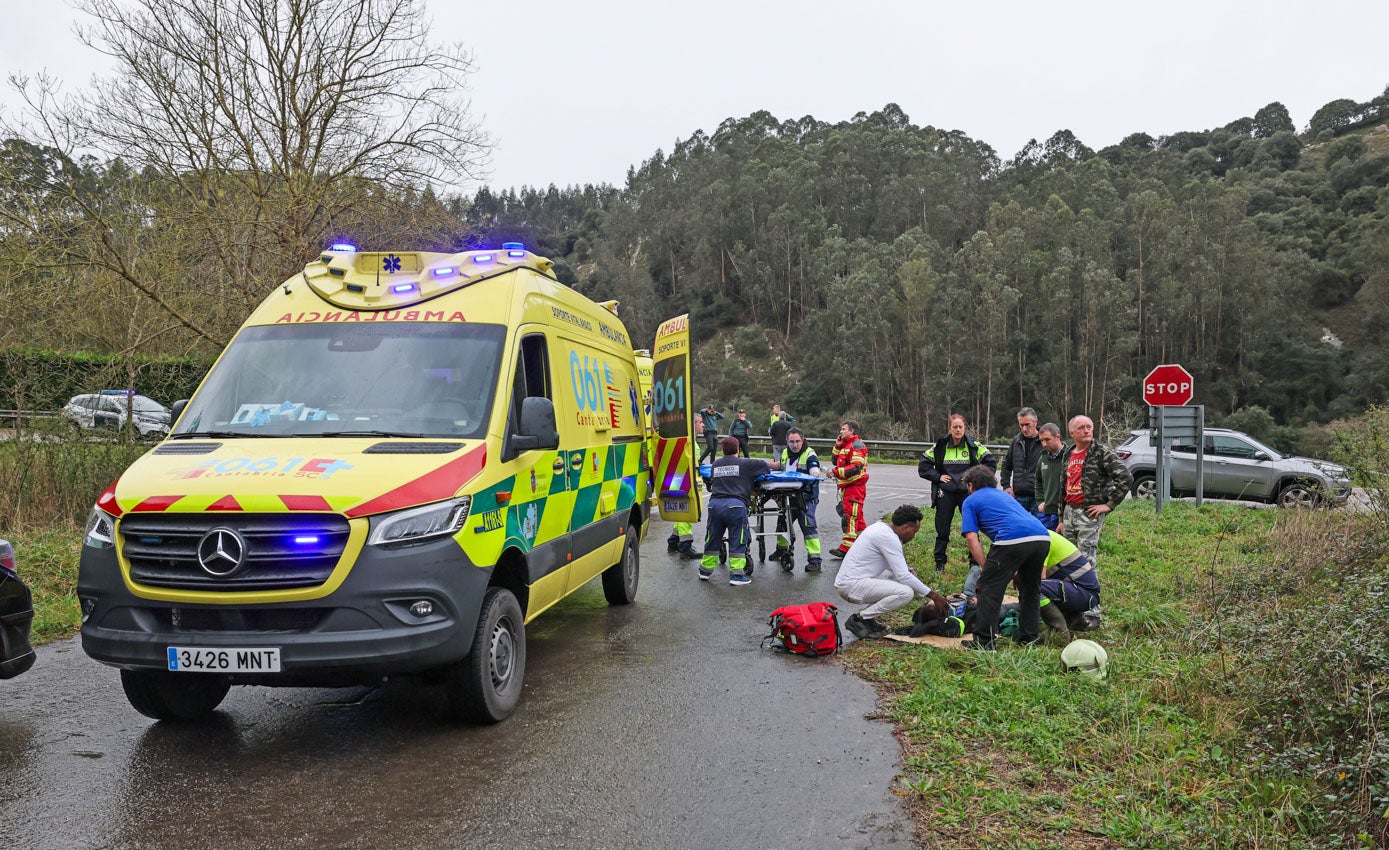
<box><xmin>959</xmin><ymin>465</ymin><xmax>1050</xmax><ymax>650</ymax></box>
<box><xmin>834</xmin><ymin>504</ymin><xmax>949</xmax><ymax>639</ymax></box>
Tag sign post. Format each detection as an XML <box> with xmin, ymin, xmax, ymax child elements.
<box><xmin>1143</xmin><ymin>365</ymin><xmax>1200</xmax><ymax>514</ymax></box>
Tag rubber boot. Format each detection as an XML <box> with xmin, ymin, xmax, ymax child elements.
<box><xmin>1041</xmin><ymin>603</ymin><xmax>1072</xmax><ymax>644</ymax></box>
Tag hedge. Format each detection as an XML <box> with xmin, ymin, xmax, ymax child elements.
<box><xmin>0</xmin><ymin>347</ymin><xmax>212</xmax><ymax>410</ymax></box>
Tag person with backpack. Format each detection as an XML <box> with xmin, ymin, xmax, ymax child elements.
<box><xmin>768</xmin><ymin>427</ymin><xmax>824</xmax><ymax>572</ymax></box>
<box><xmin>918</xmin><ymin>414</ymin><xmax>997</xmax><ymax>573</ymax></box>
<box><xmin>957</xmin><ymin>465</ymin><xmax>1049</xmax><ymax>651</ymax></box>
<box><xmin>834</xmin><ymin>504</ymin><xmax>949</xmax><ymax>639</ymax></box>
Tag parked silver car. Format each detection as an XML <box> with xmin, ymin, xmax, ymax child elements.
<box><xmin>62</xmin><ymin>392</ymin><xmax>171</xmax><ymax>437</ymax></box>
<box><xmin>1116</xmin><ymin>427</ymin><xmax>1352</xmax><ymax>507</ymax></box>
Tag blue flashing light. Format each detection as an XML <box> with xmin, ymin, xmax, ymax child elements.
<box><xmin>329</xmin><ymin>242</ymin><xmax>358</xmax><ymax>253</ymax></box>
<box><xmin>432</xmin><ymin>267</ymin><xmax>456</xmax><ymax>278</ymax></box>
<box><xmin>473</xmin><ymin>254</ymin><xmax>494</xmax><ymax>264</ymax></box>
<box><xmin>391</xmin><ymin>283</ymin><xmax>416</xmax><ymax>294</ymax></box>
<box><xmin>502</xmin><ymin>241</ymin><xmax>526</xmax><ymax>258</ymax></box>
<box><xmin>294</xmin><ymin>536</ymin><xmax>320</xmax><ymax>545</ymax></box>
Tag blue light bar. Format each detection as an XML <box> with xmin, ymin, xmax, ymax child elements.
<box><xmin>329</xmin><ymin>242</ymin><xmax>358</xmax><ymax>253</ymax></box>
<box><xmin>391</xmin><ymin>283</ymin><xmax>416</xmax><ymax>294</ymax></box>
<box><xmin>502</xmin><ymin>241</ymin><xmax>526</xmax><ymax>257</ymax></box>
<box><xmin>473</xmin><ymin>254</ymin><xmax>493</xmax><ymax>264</ymax></box>
<box><xmin>294</xmin><ymin>536</ymin><xmax>320</xmax><ymax>544</ymax></box>
<box><xmin>432</xmin><ymin>267</ymin><xmax>456</xmax><ymax>278</ymax></box>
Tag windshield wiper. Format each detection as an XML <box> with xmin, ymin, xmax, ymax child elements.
<box><xmin>317</xmin><ymin>430</ymin><xmax>427</xmax><ymax>438</ymax></box>
<box><xmin>171</xmin><ymin>430</ymin><xmax>280</xmax><ymax>439</ymax></box>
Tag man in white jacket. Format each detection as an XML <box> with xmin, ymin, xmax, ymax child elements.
<box><xmin>834</xmin><ymin>504</ymin><xmax>948</xmax><ymax>638</ymax></box>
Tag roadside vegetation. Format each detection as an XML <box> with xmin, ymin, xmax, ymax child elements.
<box><xmin>844</xmin><ymin>408</ymin><xmax>1389</xmax><ymax>848</ymax></box>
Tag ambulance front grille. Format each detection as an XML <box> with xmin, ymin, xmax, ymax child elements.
<box><xmin>119</xmin><ymin>514</ymin><xmax>351</xmax><ymax>591</ymax></box>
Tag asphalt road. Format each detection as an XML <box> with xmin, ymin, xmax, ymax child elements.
<box><xmin>0</xmin><ymin>464</ymin><xmax>935</xmax><ymax>850</ymax></box>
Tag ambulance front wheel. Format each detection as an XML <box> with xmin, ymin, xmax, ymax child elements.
<box><xmin>602</xmin><ymin>525</ymin><xmax>640</xmax><ymax>605</ymax></box>
<box><xmin>120</xmin><ymin>670</ymin><xmax>231</xmax><ymax>721</ymax></box>
<box><xmin>444</xmin><ymin>587</ymin><xmax>526</xmax><ymax>724</ymax></box>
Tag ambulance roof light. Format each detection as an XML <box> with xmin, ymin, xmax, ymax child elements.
<box><xmin>329</xmin><ymin>242</ymin><xmax>358</xmax><ymax>253</ymax></box>
<box><xmin>473</xmin><ymin>254</ymin><xmax>493</xmax><ymax>264</ymax></box>
<box><xmin>503</xmin><ymin>241</ymin><xmax>526</xmax><ymax>257</ymax></box>
<box><xmin>391</xmin><ymin>283</ymin><xmax>416</xmax><ymax>294</ymax></box>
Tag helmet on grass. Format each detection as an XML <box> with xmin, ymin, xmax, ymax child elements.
<box><xmin>1060</xmin><ymin>639</ymin><xmax>1108</xmax><ymax>680</ymax></box>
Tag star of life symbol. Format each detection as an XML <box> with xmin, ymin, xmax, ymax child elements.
<box><xmin>383</xmin><ymin>254</ymin><xmax>402</xmax><ymax>273</ymax></box>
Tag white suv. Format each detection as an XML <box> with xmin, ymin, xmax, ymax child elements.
<box><xmin>62</xmin><ymin>392</ymin><xmax>172</xmax><ymax>437</ymax></box>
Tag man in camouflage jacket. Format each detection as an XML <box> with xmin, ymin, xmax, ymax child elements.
<box><xmin>1056</xmin><ymin>415</ymin><xmax>1132</xmax><ymax>566</ymax></box>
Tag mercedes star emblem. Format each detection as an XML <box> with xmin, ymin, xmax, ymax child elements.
<box><xmin>197</xmin><ymin>528</ymin><xmax>247</xmax><ymax>577</ymax></box>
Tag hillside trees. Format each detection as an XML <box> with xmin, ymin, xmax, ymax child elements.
<box><xmin>1</xmin><ymin>0</ymin><xmax>487</xmax><ymax>350</ymax></box>
<box><xmin>521</xmin><ymin>105</ymin><xmax>1353</xmax><ymax>440</ymax></box>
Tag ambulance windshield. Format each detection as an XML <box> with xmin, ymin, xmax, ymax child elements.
<box><xmin>172</xmin><ymin>322</ymin><xmax>506</xmax><ymax>439</ymax></box>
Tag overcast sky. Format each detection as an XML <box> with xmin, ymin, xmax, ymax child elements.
<box><xmin>5</xmin><ymin>1</ymin><xmax>1388</xmax><ymax>193</ymax></box>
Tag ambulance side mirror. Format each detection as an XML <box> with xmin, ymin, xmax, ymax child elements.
<box><xmin>171</xmin><ymin>399</ymin><xmax>188</xmax><ymax>426</ymax></box>
<box><xmin>510</xmin><ymin>397</ymin><xmax>559</xmax><ymax>454</ymax></box>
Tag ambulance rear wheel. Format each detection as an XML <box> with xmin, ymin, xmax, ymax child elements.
<box><xmin>444</xmin><ymin>587</ymin><xmax>526</xmax><ymax>724</ymax></box>
<box><xmin>120</xmin><ymin>670</ymin><xmax>230</xmax><ymax>721</ymax></box>
<box><xmin>602</xmin><ymin>525</ymin><xmax>640</xmax><ymax>605</ymax></box>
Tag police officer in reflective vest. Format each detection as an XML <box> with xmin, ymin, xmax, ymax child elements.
<box><xmin>769</xmin><ymin>427</ymin><xmax>823</xmax><ymax>573</ymax></box>
<box><xmin>918</xmin><ymin>414</ymin><xmax>996</xmax><ymax>573</ymax></box>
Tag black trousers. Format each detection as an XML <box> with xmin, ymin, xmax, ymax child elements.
<box><xmin>973</xmin><ymin>538</ymin><xmax>1049</xmax><ymax>647</ymax></box>
<box><xmin>734</xmin><ymin>436</ymin><xmax>749</xmax><ymax>457</ymax></box>
<box><xmin>933</xmin><ymin>490</ymin><xmax>965</xmax><ymax>566</ymax></box>
<box><xmin>699</xmin><ymin>432</ymin><xmax>719</xmax><ymax>464</ymax></box>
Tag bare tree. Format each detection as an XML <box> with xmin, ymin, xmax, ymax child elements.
<box><xmin>3</xmin><ymin>0</ymin><xmax>489</xmax><ymax>347</ymax></box>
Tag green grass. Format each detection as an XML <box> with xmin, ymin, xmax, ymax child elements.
<box><xmin>847</xmin><ymin>501</ymin><xmax>1335</xmax><ymax>849</ymax></box>
<box><xmin>9</xmin><ymin>523</ymin><xmax>84</xmax><ymax>642</ymax></box>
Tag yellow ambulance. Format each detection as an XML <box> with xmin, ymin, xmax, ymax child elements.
<box><xmin>78</xmin><ymin>242</ymin><xmax>675</xmax><ymax>723</ymax></box>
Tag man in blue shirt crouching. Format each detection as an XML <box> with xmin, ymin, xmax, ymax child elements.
<box><xmin>958</xmin><ymin>465</ymin><xmax>1050</xmax><ymax>650</ymax></box>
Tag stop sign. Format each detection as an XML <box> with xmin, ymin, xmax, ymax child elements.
<box><xmin>1143</xmin><ymin>364</ymin><xmax>1194</xmax><ymax>406</ymax></box>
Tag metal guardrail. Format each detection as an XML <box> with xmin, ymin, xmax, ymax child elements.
<box><xmin>742</xmin><ymin>434</ymin><xmax>1006</xmax><ymax>459</ymax></box>
<box><xmin>0</xmin><ymin>409</ymin><xmax>63</xmax><ymax>422</ymax></box>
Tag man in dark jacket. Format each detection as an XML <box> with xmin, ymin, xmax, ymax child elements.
<box><xmin>697</xmin><ymin>405</ymin><xmax>724</xmax><ymax>464</ymax></box>
<box><xmin>999</xmin><ymin>407</ymin><xmax>1043</xmax><ymax>514</ymax></box>
<box><xmin>1034</xmin><ymin>422</ymin><xmax>1068</xmax><ymax>532</ymax></box>
<box><xmin>768</xmin><ymin>412</ymin><xmax>795</xmax><ymax>461</ymax></box>
<box><xmin>918</xmin><ymin>414</ymin><xmax>996</xmax><ymax>573</ymax></box>
<box><xmin>1058</xmin><ymin>415</ymin><xmax>1133</xmax><ymax>566</ymax></box>
<box><xmin>728</xmin><ymin>410</ymin><xmax>752</xmax><ymax>457</ymax></box>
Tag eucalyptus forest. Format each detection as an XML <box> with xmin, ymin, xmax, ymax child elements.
<box><xmin>1</xmin><ymin>2</ymin><xmax>1387</xmax><ymax>448</ymax></box>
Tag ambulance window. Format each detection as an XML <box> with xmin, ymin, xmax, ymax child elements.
<box><xmin>516</xmin><ymin>334</ymin><xmax>550</xmax><ymax>400</ymax></box>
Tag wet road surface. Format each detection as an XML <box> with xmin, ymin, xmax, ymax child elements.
<box><xmin>0</xmin><ymin>465</ymin><xmax>932</xmax><ymax>850</ymax></box>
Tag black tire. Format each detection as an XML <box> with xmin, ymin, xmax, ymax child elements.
<box><xmin>1276</xmin><ymin>480</ymin><xmax>1321</xmax><ymax>509</ymax></box>
<box><xmin>120</xmin><ymin>670</ymin><xmax>230</xmax><ymax>721</ymax></box>
<box><xmin>444</xmin><ymin>587</ymin><xmax>526</xmax><ymax>724</ymax></box>
<box><xmin>602</xmin><ymin>525</ymin><xmax>640</xmax><ymax>605</ymax></box>
<box><xmin>1132</xmin><ymin>474</ymin><xmax>1157</xmax><ymax>500</ymax></box>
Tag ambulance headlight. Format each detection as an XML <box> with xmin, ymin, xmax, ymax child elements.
<box><xmin>84</xmin><ymin>506</ymin><xmax>116</xmax><ymax>549</ymax></box>
<box><xmin>367</xmin><ymin>497</ymin><xmax>471</xmax><ymax>547</ymax></box>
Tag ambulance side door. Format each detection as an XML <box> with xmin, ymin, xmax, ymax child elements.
<box><xmin>504</xmin><ymin>330</ymin><xmax>570</xmax><ymax>613</ymax></box>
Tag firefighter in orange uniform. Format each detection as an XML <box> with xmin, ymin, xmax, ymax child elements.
<box><xmin>830</xmin><ymin>419</ymin><xmax>869</xmax><ymax>558</ymax></box>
